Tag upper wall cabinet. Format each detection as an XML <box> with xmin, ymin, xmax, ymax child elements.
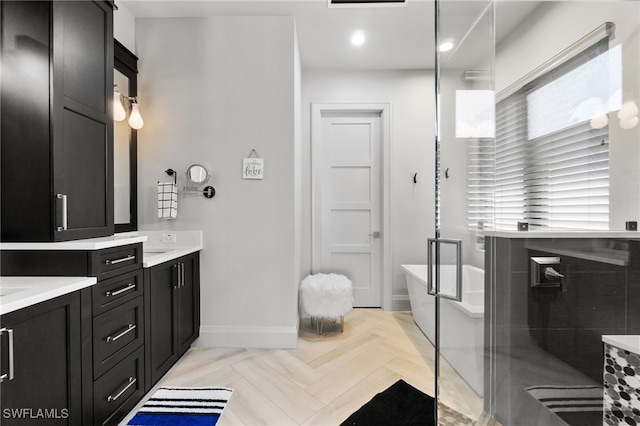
<box><xmin>1</xmin><ymin>1</ymin><xmax>115</xmax><ymax>242</ymax></box>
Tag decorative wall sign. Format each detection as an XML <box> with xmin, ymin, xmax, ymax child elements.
<box><xmin>243</xmin><ymin>149</ymin><xmax>264</xmax><ymax>180</ymax></box>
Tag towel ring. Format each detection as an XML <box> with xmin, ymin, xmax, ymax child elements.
<box><xmin>165</xmin><ymin>169</ymin><xmax>177</xmax><ymax>184</ymax></box>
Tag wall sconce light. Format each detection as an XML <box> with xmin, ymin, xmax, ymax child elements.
<box><xmin>113</xmin><ymin>87</ymin><xmax>127</xmax><ymax>121</ymax></box>
<box><xmin>128</xmin><ymin>101</ymin><xmax>144</xmax><ymax>130</ymax></box>
<box><xmin>114</xmin><ymin>84</ymin><xmax>144</xmax><ymax>129</ymax></box>
<box><xmin>590</xmin><ymin>100</ymin><xmax>639</xmax><ymax>131</ymax></box>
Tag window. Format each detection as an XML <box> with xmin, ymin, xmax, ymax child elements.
<box><xmin>469</xmin><ymin>36</ymin><xmax>621</xmax><ymax>231</ymax></box>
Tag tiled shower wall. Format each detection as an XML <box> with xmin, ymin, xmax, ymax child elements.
<box><xmin>485</xmin><ymin>237</ymin><xmax>640</xmax><ymax>425</ymax></box>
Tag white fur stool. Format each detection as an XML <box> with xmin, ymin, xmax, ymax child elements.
<box><xmin>300</xmin><ymin>273</ymin><xmax>353</xmax><ymax>334</ymax></box>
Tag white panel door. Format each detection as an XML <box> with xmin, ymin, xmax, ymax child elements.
<box><xmin>317</xmin><ymin>112</ymin><xmax>381</xmax><ymax>307</ymax></box>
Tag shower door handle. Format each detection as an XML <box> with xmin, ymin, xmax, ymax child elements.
<box><xmin>427</xmin><ymin>238</ymin><xmax>462</xmax><ymax>302</ymax></box>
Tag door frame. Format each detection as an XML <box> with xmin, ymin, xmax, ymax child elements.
<box><xmin>310</xmin><ymin>102</ymin><xmax>392</xmax><ymax>310</ymax></box>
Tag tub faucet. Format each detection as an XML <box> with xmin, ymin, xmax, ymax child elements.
<box><xmin>544</xmin><ymin>266</ymin><xmax>564</xmax><ymax>280</ymax></box>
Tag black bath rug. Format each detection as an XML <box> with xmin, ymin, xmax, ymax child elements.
<box><xmin>339</xmin><ymin>379</ymin><xmax>435</xmax><ymax>426</ymax></box>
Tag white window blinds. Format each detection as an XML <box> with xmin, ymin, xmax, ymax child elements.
<box><xmin>469</xmin><ymin>36</ymin><xmax>617</xmax><ymax>231</ymax></box>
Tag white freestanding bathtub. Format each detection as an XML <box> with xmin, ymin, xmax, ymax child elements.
<box><xmin>402</xmin><ymin>264</ymin><xmax>485</xmax><ymax>397</ymax></box>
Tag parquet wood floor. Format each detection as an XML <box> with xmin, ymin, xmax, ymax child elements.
<box><xmin>121</xmin><ymin>309</ymin><xmax>489</xmax><ymax>425</ymax></box>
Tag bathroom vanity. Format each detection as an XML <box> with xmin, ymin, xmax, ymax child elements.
<box><xmin>0</xmin><ymin>232</ymin><xmax>202</xmax><ymax>426</ymax></box>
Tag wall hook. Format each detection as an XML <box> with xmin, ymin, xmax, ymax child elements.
<box><xmin>445</xmin><ymin>168</ymin><xmax>450</xmax><ymax>179</ymax></box>
<box><xmin>413</xmin><ymin>173</ymin><xmax>418</xmax><ymax>184</ymax></box>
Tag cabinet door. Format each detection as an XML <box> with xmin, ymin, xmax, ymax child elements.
<box><xmin>177</xmin><ymin>253</ymin><xmax>200</xmax><ymax>356</ymax></box>
<box><xmin>145</xmin><ymin>260</ymin><xmax>179</xmax><ymax>387</ymax></box>
<box><xmin>1</xmin><ymin>292</ymin><xmax>82</xmax><ymax>425</ymax></box>
<box><xmin>0</xmin><ymin>1</ymin><xmax>53</xmax><ymax>242</ymax></box>
<box><xmin>52</xmin><ymin>1</ymin><xmax>113</xmax><ymax>241</ymax></box>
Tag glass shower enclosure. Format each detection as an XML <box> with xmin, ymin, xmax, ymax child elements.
<box><xmin>433</xmin><ymin>1</ymin><xmax>640</xmax><ymax>425</ymax></box>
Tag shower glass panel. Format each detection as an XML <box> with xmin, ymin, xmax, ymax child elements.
<box><xmin>434</xmin><ymin>0</ymin><xmax>495</xmax><ymax>424</ymax></box>
<box><xmin>484</xmin><ymin>2</ymin><xmax>640</xmax><ymax>425</ymax></box>
<box><xmin>434</xmin><ymin>0</ymin><xmax>640</xmax><ymax>425</ymax></box>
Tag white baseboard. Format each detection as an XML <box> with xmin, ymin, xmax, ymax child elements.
<box><xmin>195</xmin><ymin>320</ymin><xmax>299</xmax><ymax>349</ymax></box>
<box><xmin>391</xmin><ymin>294</ymin><xmax>411</xmax><ymax>311</ymax></box>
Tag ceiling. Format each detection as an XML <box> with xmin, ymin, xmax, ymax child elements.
<box><xmin>119</xmin><ymin>0</ymin><xmax>540</xmax><ymax>70</ymax></box>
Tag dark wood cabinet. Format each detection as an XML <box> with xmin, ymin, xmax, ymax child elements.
<box><xmin>0</xmin><ymin>242</ymin><xmax>145</xmax><ymax>426</ymax></box>
<box><xmin>86</xmin><ymin>245</ymin><xmax>145</xmax><ymax>426</ymax></box>
<box><xmin>177</xmin><ymin>253</ymin><xmax>200</xmax><ymax>356</ymax></box>
<box><xmin>0</xmin><ymin>245</ymin><xmax>200</xmax><ymax>423</ymax></box>
<box><xmin>145</xmin><ymin>252</ymin><xmax>200</xmax><ymax>389</ymax></box>
<box><xmin>1</xmin><ymin>292</ymin><xmax>83</xmax><ymax>426</ymax></box>
<box><xmin>0</xmin><ymin>1</ymin><xmax>114</xmax><ymax>242</ymax></box>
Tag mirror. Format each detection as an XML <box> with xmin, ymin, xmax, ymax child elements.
<box><xmin>114</xmin><ymin>40</ymin><xmax>138</xmax><ymax>233</ymax></box>
<box><xmin>186</xmin><ymin>164</ymin><xmax>210</xmax><ymax>185</ymax></box>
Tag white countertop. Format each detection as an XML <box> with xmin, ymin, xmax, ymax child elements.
<box><xmin>140</xmin><ymin>230</ymin><xmax>203</xmax><ymax>267</ymax></box>
<box><xmin>0</xmin><ymin>234</ymin><xmax>147</xmax><ymax>250</ymax></box>
<box><xmin>485</xmin><ymin>230</ymin><xmax>640</xmax><ymax>239</ymax></box>
<box><xmin>603</xmin><ymin>335</ymin><xmax>640</xmax><ymax>354</ymax></box>
<box><xmin>143</xmin><ymin>246</ymin><xmax>202</xmax><ymax>267</ymax></box>
<box><xmin>0</xmin><ymin>276</ymin><xmax>97</xmax><ymax>315</ymax></box>
<box><xmin>0</xmin><ymin>231</ymin><xmax>203</xmax><ymax>313</ymax></box>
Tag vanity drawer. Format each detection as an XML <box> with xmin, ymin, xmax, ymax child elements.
<box><xmin>92</xmin><ymin>269</ymin><xmax>143</xmax><ymax>315</ymax></box>
<box><xmin>90</xmin><ymin>243</ymin><xmax>142</xmax><ymax>280</ymax></box>
<box><xmin>93</xmin><ymin>297</ymin><xmax>144</xmax><ymax>379</ymax></box>
<box><xmin>93</xmin><ymin>346</ymin><xmax>145</xmax><ymax>426</ymax></box>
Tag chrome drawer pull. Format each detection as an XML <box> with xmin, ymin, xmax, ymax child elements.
<box><xmin>0</xmin><ymin>328</ymin><xmax>14</xmax><ymax>382</ymax></box>
<box><xmin>107</xmin><ymin>377</ymin><xmax>136</xmax><ymax>402</ymax></box>
<box><xmin>56</xmin><ymin>194</ymin><xmax>68</xmax><ymax>231</ymax></box>
<box><xmin>106</xmin><ymin>324</ymin><xmax>136</xmax><ymax>342</ymax></box>
<box><xmin>105</xmin><ymin>255</ymin><xmax>136</xmax><ymax>266</ymax></box>
<box><xmin>105</xmin><ymin>283</ymin><xmax>136</xmax><ymax>297</ymax></box>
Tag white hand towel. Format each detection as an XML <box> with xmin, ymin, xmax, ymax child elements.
<box><xmin>158</xmin><ymin>182</ymin><xmax>178</xmax><ymax>219</ymax></box>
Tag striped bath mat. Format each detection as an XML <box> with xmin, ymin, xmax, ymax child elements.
<box><xmin>526</xmin><ymin>384</ymin><xmax>603</xmax><ymax>426</ymax></box>
<box><xmin>128</xmin><ymin>386</ymin><xmax>233</xmax><ymax>426</ymax></box>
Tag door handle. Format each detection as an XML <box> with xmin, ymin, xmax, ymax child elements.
<box><xmin>105</xmin><ymin>255</ymin><xmax>136</xmax><ymax>266</ymax></box>
<box><xmin>427</xmin><ymin>238</ymin><xmax>462</xmax><ymax>301</ymax></box>
<box><xmin>0</xmin><ymin>328</ymin><xmax>14</xmax><ymax>382</ymax></box>
<box><xmin>173</xmin><ymin>264</ymin><xmax>179</xmax><ymax>289</ymax></box>
<box><xmin>107</xmin><ymin>377</ymin><xmax>137</xmax><ymax>402</ymax></box>
<box><xmin>106</xmin><ymin>324</ymin><xmax>137</xmax><ymax>343</ymax></box>
<box><xmin>106</xmin><ymin>283</ymin><xmax>136</xmax><ymax>297</ymax></box>
<box><xmin>56</xmin><ymin>194</ymin><xmax>68</xmax><ymax>231</ymax></box>
<box><xmin>368</xmin><ymin>231</ymin><xmax>381</xmax><ymax>238</ymax></box>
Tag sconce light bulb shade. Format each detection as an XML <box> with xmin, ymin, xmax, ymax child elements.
<box><xmin>589</xmin><ymin>114</ymin><xmax>609</xmax><ymax>130</ymax></box>
<box><xmin>113</xmin><ymin>91</ymin><xmax>127</xmax><ymax>121</ymax></box>
<box><xmin>619</xmin><ymin>116</ymin><xmax>639</xmax><ymax>130</ymax></box>
<box><xmin>617</xmin><ymin>100</ymin><xmax>639</xmax><ymax>121</ymax></box>
<box><xmin>128</xmin><ymin>103</ymin><xmax>144</xmax><ymax>129</ymax></box>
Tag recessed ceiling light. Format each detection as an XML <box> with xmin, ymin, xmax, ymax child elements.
<box><xmin>439</xmin><ymin>41</ymin><xmax>454</xmax><ymax>52</ymax></box>
<box><xmin>351</xmin><ymin>31</ymin><xmax>366</xmax><ymax>46</ymax></box>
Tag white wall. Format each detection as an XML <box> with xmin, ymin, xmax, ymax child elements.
<box><xmin>113</xmin><ymin>2</ymin><xmax>136</xmax><ymax>53</ymax></box>
<box><xmin>302</xmin><ymin>70</ymin><xmax>435</xmax><ymax>310</ymax></box>
<box><xmin>496</xmin><ymin>1</ymin><xmax>640</xmax><ymax>229</ymax></box>
<box><xmin>136</xmin><ymin>16</ymin><xmax>301</xmax><ymax>348</ymax></box>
